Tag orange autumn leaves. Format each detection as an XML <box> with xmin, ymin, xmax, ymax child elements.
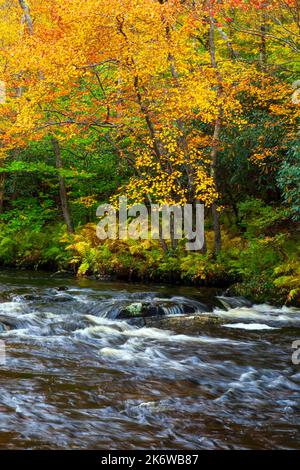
<box><xmin>0</xmin><ymin>0</ymin><xmax>299</xmax><ymax>206</ymax></box>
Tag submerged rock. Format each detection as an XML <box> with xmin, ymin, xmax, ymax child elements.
<box><xmin>0</xmin><ymin>321</ymin><xmax>11</xmax><ymax>332</ymax></box>
<box><xmin>217</xmin><ymin>296</ymin><xmax>252</xmax><ymax>310</ymax></box>
<box><xmin>143</xmin><ymin>314</ymin><xmax>223</xmax><ymax>333</ymax></box>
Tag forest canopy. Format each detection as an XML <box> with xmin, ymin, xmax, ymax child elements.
<box><xmin>0</xmin><ymin>0</ymin><xmax>299</xmax><ymax>304</ymax></box>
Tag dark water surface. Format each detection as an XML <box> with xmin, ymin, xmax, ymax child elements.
<box><xmin>0</xmin><ymin>269</ymin><xmax>300</xmax><ymax>450</ymax></box>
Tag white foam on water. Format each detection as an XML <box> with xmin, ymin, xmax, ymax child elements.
<box><xmin>210</xmin><ymin>304</ymin><xmax>300</xmax><ymax>326</ymax></box>
<box><xmin>100</xmin><ymin>347</ymin><xmax>134</xmax><ymax>361</ymax></box>
<box><xmin>99</xmin><ymin>342</ymin><xmax>195</xmax><ymax>372</ymax></box>
<box><xmin>0</xmin><ymin>327</ymin><xmax>42</xmax><ymax>338</ymax></box>
<box><xmin>19</xmin><ymin>312</ymin><xmax>57</xmax><ymax>322</ymax></box>
<box><xmin>73</xmin><ymin>295</ymin><xmax>91</xmax><ymax>304</ymax></box>
<box><xmin>224</xmin><ymin>323</ymin><xmax>279</xmax><ymax>331</ymax></box>
<box><xmin>81</xmin><ymin>315</ymin><xmax>247</xmax><ymax>345</ymax></box>
<box><xmin>123</xmin><ymin>327</ymin><xmax>247</xmax><ymax>345</ymax></box>
<box><xmin>85</xmin><ymin>314</ymin><xmax>131</xmax><ymax>328</ymax></box>
<box><xmin>75</xmin><ymin>325</ymin><xmax>124</xmax><ymax>339</ymax></box>
<box><xmin>0</xmin><ymin>302</ymin><xmax>26</xmax><ymax>315</ymax></box>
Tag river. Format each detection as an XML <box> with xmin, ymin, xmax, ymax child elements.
<box><xmin>0</xmin><ymin>269</ymin><xmax>299</xmax><ymax>450</ymax></box>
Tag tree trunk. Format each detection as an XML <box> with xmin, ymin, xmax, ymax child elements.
<box><xmin>260</xmin><ymin>12</ymin><xmax>268</xmax><ymax>70</ymax></box>
<box><xmin>51</xmin><ymin>138</ymin><xmax>74</xmax><ymax>233</ymax></box>
<box><xmin>0</xmin><ymin>171</ymin><xmax>5</xmax><ymax>214</ymax></box>
<box><xmin>18</xmin><ymin>0</ymin><xmax>34</xmax><ymax>34</ymax></box>
<box><xmin>210</xmin><ymin>119</ymin><xmax>222</xmax><ymax>256</ymax></box>
<box><xmin>209</xmin><ymin>15</ymin><xmax>222</xmax><ymax>256</ymax></box>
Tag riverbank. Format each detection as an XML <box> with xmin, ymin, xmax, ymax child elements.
<box><xmin>0</xmin><ymin>215</ymin><xmax>299</xmax><ymax>307</ymax></box>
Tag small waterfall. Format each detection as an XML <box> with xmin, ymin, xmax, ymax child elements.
<box><xmin>217</xmin><ymin>296</ymin><xmax>252</xmax><ymax>310</ymax></box>
<box><xmin>160</xmin><ymin>303</ymin><xmax>185</xmax><ymax>316</ymax></box>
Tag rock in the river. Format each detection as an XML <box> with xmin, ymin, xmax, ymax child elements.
<box><xmin>117</xmin><ymin>297</ymin><xmax>207</xmax><ymax>319</ymax></box>
<box><xmin>0</xmin><ymin>321</ymin><xmax>10</xmax><ymax>332</ymax></box>
<box><xmin>0</xmin><ymin>315</ymin><xmax>17</xmax><ymax>330</ymax></box>
<box><xmin>217</xmin><ymin>296</ymin><xmax>252</xmax><ymax>310</ymax></box>
<box><xmin>118</xmin><ymin>302</ymin><xmax>165</xmax><ymax>319</ymax></box>
<box><xmin>123</xmin><ymin>302</ymin><xmax>143</xmax><ymax>316</ymax></box>
<box><xmin>143</xmin><ymin>314</ymin><xmax>223</xmax><ymax>333</ymax></box>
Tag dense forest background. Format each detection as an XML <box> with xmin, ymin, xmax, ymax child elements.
<box><xmin>0</xmin><ymin>0</ymin><xmax>299</xmax><ymax>305</ymax></box>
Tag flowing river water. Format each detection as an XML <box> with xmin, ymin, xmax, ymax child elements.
<box><xmin>0</xmin><ymin>269</ymin><xmax>300</xmax><ymax>450</ymax></box>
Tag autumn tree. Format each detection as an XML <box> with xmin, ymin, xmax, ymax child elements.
<box><xmin>0</xmin><ymin>0</ymin><xmax>298</xmax><ymax>252</ymax></box>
